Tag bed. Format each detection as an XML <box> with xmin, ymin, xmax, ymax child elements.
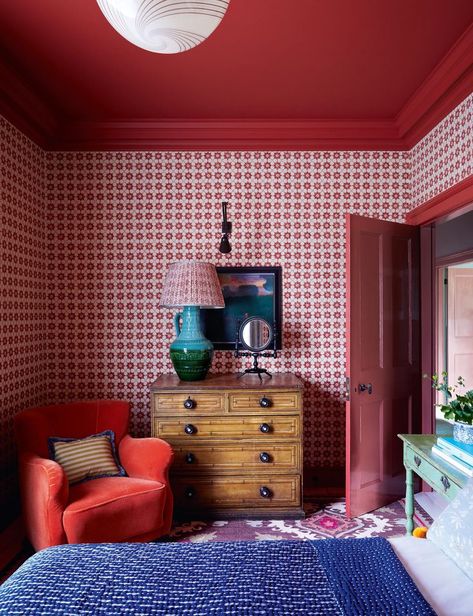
<box><xmin>0</xmin><ymin>536</ymin><xmax>460</xmax><ymax>615</ymax></box>
<box><xmin>3</xmin><ymin>499</ymin><xmax>473</xmax><ymax>616</ymax></box>
<box><xmin>390</xmin><ymin>536</ymin><xmax>473</xmax><ymax>616</ymax></box>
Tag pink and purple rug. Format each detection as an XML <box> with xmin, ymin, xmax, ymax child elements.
<box><xmin>168</xmin><ymin>498</ymin><xmax>432</xmax><ymax>543</ymax></box>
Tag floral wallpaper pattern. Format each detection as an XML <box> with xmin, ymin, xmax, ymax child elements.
<box><xmin>44</xmin><ymin>148</ymin><xmax>410</xmax><ymax>469</ymax></box>
<box><xmin>411</xmin><ymin>93</ymin><xmax>473</xmax><ymax>206</ymax></box>
<box><xmin>0</xmin><ymin>93</ymin><xmax>471</xmax><ymax>526</ymax></box>
<box><xmin>0</xmin><ymin>117</ymin><xmax>48</xmax><ymax>527</ymax></box>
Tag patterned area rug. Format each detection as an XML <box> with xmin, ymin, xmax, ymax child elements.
<box><xmin>167</xmin><ymin>498</ymin><xmax>432</xmax><ymax>543</ymax></box>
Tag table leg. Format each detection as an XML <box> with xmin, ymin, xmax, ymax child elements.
<box><xmin>404</xmin><ymin>465</ymin><xmax>414</xmax><ymax>536</ymax></box>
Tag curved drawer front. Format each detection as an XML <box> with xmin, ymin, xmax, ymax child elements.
<box><xmin>153</xmin><ymin>392</ymin><xmax>225</xmax><ymax>415</ymax></box>
<box><xmin>173</xmin><ymin>475</ymin><xmax>301</xmax><ymax>509</ymax></box>
<box><xmin>154</xmin><ymin>416</ymin><xmax>301</xmax><ymax>440</ymax></box>
<box><xmin>172</xmin><ymin>443</ymin><xmax>301</xmax><ymax>474</ymax></box>
<box><xmin>229</xmin><ymin>391</ymin><xmax>300</xmax><ymax>413</ymax></box>
<box><xmin>405</xmin><ymin>446</ymin><xmax>462</xmax><ymax>499</ymax></box>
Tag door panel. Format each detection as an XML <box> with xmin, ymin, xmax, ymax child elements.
<box><xmin>346</xmin><ymin>214</ymin><xmax>420</xmax><ymax>517</ymax></box>
<box><xmin>392</xmin><ymin>236</ymin><xmax>412</xmax><ymax>367</ymax></box>
<box><xmin>358</xmin><ymin>399</ymin><xmax>383</xmax><ymax>489</ymax></box>
<box><xmin>360</xmin><ymin>232</ymin><xmax>383</xmax><ymax>370</ymax></box>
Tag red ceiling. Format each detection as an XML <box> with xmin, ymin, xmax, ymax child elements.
<box><xmin>1</xmin><ymin>0</ymin><xmax>473</xmax><ymax>149</ymax></box>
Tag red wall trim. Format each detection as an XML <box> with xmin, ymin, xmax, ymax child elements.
<box><xmin>51</xmin><ymin>119</ymin><xmax>402</xmax><ymax>151</ymax></box>
<box><xmin>1</xmin><ymin>24</ymin><xmax>472</xmax><ymax>151</ymax></box>
<box><xmin>397</xmin><ymin>24</ymin><xmax>473</xmax><ymax>148</ymax></box>
<box><xmin>436</xmin><ymin>248</ymin><xmax>473</xmax><ymax>267</ymax></box>
<box><xmin>405</xmin><ymin>175</ymin><xmax>473</xmax><ymax>226</ymax></box>
<box><xmin>420</xmin><ymin>226</ymin><xmax>435</xmax><ymax>435</ymax></box>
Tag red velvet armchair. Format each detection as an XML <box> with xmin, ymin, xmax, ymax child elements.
<box><xmin>15</xmin><ymin>400</ymin><xmax>173</xmax><ymax>551</ymax></box>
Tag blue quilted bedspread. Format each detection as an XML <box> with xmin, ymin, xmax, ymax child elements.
<box><xmin>0</xmin><ymin>537</ymin><xmax>434</xmax><ymax>615</ymax></box>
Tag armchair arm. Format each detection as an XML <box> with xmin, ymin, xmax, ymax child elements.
<box><xmin>19</xmin><ymin>452</ymin><xmax>68</xmax><ymax>551</ymax></box>
<box><xmin>119</xmin><ymin>435</ymin><xmax>174</xmax><ymax>484</ymax></box>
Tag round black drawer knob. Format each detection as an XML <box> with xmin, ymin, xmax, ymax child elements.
<box><xmin>259</xmin><ymin>452</ymin><xmax>271</xmax><ymax>463</ymax></box>
<box><xmin>185</xmin><ymin>453</ymin><xmax>195</xmax><ymax>464</ymax></box>
<box><xmin>259</xmin><ymin>423</ymin><xmax>271</xmax><ymax>434</ymax></box>
<box><xmin>184</xmin><ymin>487</ymin><xmax>195</xmax><ymax>498</ymax></box>
<box><xmin>184</xmin><ymin>424</ymin><xmax>197</xmax><ymax>435</ymax></box>
<box><xmin>259</xmin><ymin>396</ymin><xmax>272</xmax><ymax>408</ymax></box>
<box><xmin>184</xmin><ymin>397</ymin><xmax>196</xmax><ymax>410</ymax></box>
<box><xmin>260</xmin><ymin>486</ymin><xmax>272</xmax><ymax>498</ymax></box>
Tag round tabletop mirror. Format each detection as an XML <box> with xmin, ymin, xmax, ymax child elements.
<box><xmin>240</xmin><ymin>317</ymin><xmax>272</xmax><ymax>352</ymax></box>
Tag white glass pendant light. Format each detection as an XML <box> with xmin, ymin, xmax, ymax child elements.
<box><xmin>96</xmin><ymin>0</ymin><xmax>230</xmax><ymax>54</ymax></box>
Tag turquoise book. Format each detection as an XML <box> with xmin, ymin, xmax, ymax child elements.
<box><xmin>437</xmin><ymin>436</ymin><xmax>473</xmax><ymax>467</ymax></box>
<box><xmin>432</xmin><ymin>445</ymin><xmax>473</xmax><ymax>477</ymax></box>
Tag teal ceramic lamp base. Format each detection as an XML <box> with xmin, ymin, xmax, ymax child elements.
<box><xmin>170</xmin><ymin>306</ymin><xmax>214</xmax><ymax>381</ymax></box>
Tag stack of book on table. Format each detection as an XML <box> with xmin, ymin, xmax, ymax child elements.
<box><xmin>432</xmin><ymin>436</ymin><xmax>473</xmax><ymax>477</ymax></box>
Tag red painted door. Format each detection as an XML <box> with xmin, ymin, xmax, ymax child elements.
<box><xmin>346</xmin><ymin>214</ymin><xmax>420</xmax><ymax>517</ymax></box>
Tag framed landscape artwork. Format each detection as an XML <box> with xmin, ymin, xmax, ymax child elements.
<box><xmin>201</xmin><ymin>266</ymin><xmax>282</xmax><ymax>350</ymax></box>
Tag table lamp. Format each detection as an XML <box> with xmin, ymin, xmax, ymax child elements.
<box><xmin>160</xmin><ymin>260</ymin><xmax>225</xmax><ymax>381</ymax></box>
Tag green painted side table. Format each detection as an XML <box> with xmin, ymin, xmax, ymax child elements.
<box><xmin>398</xmin><ymin>434</ymin><xmax>468</xmax><ymax>535</ymax></box>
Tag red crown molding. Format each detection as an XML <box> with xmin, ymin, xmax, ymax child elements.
<box><xmin>406</xmin><ymin>175</ymin><xmax>473</xmax><ymax>226</ymax></box>
<box><xmin>0</xmin><ymin>56</ymin><xmax>59</xmax><ymax>148</ymax></box>
<box><xmin>1</xmin><ymin>23</ymin><xmax>472</xmax><ymax>151</ymax></box>
<box><xmin>51</xmin><ymin>118</ymin><xmax>402</xmax><ymax>151</ymax></box>
<box><xmin>396</xmin><ymin>23</ymin><xmax>473</xmax><ymax>148</ymax></box>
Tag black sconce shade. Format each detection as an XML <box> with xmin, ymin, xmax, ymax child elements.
<box><xmin>219</xmin><ymin>201</ymin><xmax>232</xmax><ymax>253</ymax></box>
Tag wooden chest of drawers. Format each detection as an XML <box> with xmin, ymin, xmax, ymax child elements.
<box><xmin>150</xmin><ymin>373</ymin><xmax>304</xmax><ymax>518</ymax></box>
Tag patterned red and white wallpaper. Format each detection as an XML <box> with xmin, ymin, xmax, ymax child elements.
<box><xmin>1</xmin><ymin>93</ymin><xmax>472</xmax><ymax>527</ymax></box>
<box><xmin>44</xmin><ymin>149</ymin><xmax>411</xmax><ymax>469</ymax></box>
<box><xmin>411</xmin><ymin>93</ymin><xmax>472</xmax><ymax>206</ymax></box>
<box><xmin>0</xmin><ymin>117</ymin><xmax>48</xmax><ymax>527</ymax></box>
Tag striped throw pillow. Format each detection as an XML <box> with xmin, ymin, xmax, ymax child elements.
<box><xmin>48</xmin><ymin>430</ymin><xmax>126</xmax><ymax>485</ymax></box>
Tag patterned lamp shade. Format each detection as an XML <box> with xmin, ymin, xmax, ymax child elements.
<box><xmin>160</xmin><ymin>260</ymin><xmax>224</xmax><ymax>309</ymax></box>
<box><xmin>96</xmin><ymin>0</ymin><xmax>230</xmax><ymax>55</ymax></box>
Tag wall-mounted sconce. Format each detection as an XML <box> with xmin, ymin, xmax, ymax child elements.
<box><xmin>219</xmin><ymin>201</ymin><xmax>232</xmax><ymax>254</ymax></box>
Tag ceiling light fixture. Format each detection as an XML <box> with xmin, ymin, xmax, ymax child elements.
<box><xmin>96</xmin><ymin>0</ymin><xmax>230</xmax><ymax>54</ymax></box>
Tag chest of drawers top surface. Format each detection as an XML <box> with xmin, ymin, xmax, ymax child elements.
<box><xmin>150</xmin><ymin>373</ymin><xmax>303</xmax><ymax>391</ymax></box>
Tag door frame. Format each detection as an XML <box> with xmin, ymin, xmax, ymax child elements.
<box><xmin>410</xmin><ymin>178</ymin><xmax>473</xmax><ymax>434</ymax></box>
<box><xmin>406</xmin><ymin>176</ymin><xmax>473</xmax><ymax>226</ymax></box>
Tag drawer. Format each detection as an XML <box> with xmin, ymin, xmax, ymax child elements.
<box><xmin>154</xmin><ymin>415</ymin><xmax>301</xmax><ymax>440</ymax></box>
<box><xmin>405</xmin><ymin>446</ymin><xmax>462</xmax><ymax>500</ymax></box>
<box><xmin>172</xmin><ymin>475</ymin><xmax>301</xmax><ymax>509</ymax></box>
<box><xmin>171</xmin><ymin>443</ymin><xmax>301</xmax><ymax>474</ymax></box>
<box><xmin>229</xmin><ymin>390</ymin><xmax>300</xmax><ymax>413</ymax></box>
<box><xmin>152</xmin><ymin>392</ymin><xmax>224</xmax><ymax>415</ymax></box>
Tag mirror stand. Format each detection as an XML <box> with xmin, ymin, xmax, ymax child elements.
<box><xmin>237</xmin><ymin>353</ymin><xmax>273</xmax><ymax>380</ymax></box>
<box><xmin>234</xmin><ymin>317</ymin><xmax>278</xmax><ymax>381</ymax></box>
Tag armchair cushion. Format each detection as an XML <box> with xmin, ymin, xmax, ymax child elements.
<box><xmin>63</xmin><ymin>477</ymin><xmax>167</xmax><ymax>544</ymax></box>
<box><xmin>48</xmin><ymin>430</ymin><xmax>126</xmax><ymax>485</ymax></box>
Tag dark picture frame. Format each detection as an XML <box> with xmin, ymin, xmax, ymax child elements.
<box><xmin>201</xmin><ymin>266</ymin><xmax>282</xmax><ymax>350</ymax></box>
